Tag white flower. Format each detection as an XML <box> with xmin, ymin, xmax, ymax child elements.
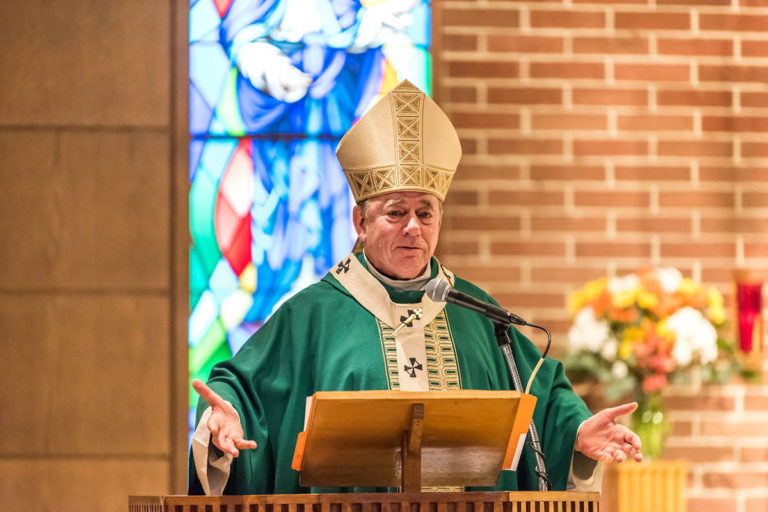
<box><xmin>664</xmin><ymin>307</ymin><xmax>718</xmax><ymax>366</ymax></box>
<box><xmin>607</xmin><ymin>274</ymin><xmax>640</xmax><ymax>294</ymax></box>
<box><xmin>601</xmin><ymin>339</ymin><xmax>618</xmax><ymax>362</ymax></box>
<box><xmin>612</xmin><ymin>360</ymin><xmax>629</xmax><ymax>379</ymax></box>
<box><xmin>655</xmin><ymin>267</ymin><xmax>683</xmax><ymax>294</ymax></box>
<box><xmin>568</xmin><ymin>306</ymin><xmax>612</xmax><ymax>353</ymax></box>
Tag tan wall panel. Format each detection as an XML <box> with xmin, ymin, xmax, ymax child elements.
<box><xmin>0</xmin><ymin>1</ymin><xmax>170</xmax><ymax>127</ymax></box>
<box><xmin>0</xmin><ymin>459</ymin><xmax>169</xmax><ymax>512</ymax></box>
<box><xmin>0</xmin><ymin>129</ymin><xmax>170</xmax><ymax>289</ymax></box>
<box><xmin>0</xmin><ymin>295</ymin><xmax>170</xmax><ymax>455</ymax></box>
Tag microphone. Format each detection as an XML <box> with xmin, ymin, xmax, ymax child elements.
<box><xmin>425</xmin><ymin>278</ymin><xmax>528</xmax><ymax>326</ymax></box>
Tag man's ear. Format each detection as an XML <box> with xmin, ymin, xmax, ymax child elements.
<box><xmin>352</xmin><ymin>205</ymin><xmax>366</xmax><ymax>241</ymax></box>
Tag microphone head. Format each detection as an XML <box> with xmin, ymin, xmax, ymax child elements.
<box><xmin>425</xmin><ymin>278</ymin><xmax>451</xmax><ymax>302</ymax></box>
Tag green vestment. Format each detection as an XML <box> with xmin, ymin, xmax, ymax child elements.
<box><xmin>189</xmin><ymin>255</ymin><xmax>591</xmax><ymax>494</ymax></box>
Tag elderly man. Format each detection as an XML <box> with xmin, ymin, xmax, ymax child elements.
<box><xmin>189</xmin><ymin>80</ymin><xmax>642</xmax><ymax>496</ymax></box>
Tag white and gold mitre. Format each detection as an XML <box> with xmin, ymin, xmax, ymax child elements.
<box><xmin>336</xmin><ymin>80</ymin><xmax>462</xmax><ymax>203</ymax></box>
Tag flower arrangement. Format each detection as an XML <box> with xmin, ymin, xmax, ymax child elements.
<box><xmin>563</xmin><ymin>267</ymin><xmax>750</xmax><ymax>459</ymax></box>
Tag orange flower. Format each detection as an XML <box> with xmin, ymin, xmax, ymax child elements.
<box><xmin>642</xmin><ymin>374</ymin><xmax>668</xmax><ymax>392</ymax></box>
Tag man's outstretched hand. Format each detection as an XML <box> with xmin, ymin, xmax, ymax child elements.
<box><xmin>574</xmin><ymin>402</ymin><xmax>644</xmax><ymax>463</ymax></box>
<box><xmin>193</xmin><ymin>379</ymin><xmax>258</xmax><ymax>457</ymax></box>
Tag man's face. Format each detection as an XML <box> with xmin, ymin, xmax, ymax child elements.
<box><xmin>352</xmin><ymin>191</ymin><xmax>442</xmax><ymax>280</ymax></box>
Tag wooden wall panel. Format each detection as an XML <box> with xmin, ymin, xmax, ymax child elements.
<box><xmin>0</xmin><ymin>295</ymin><xmax>170</xmax><ymax>455</ymax></box>
<box><xmin>0</xmin><ymin>129</ymin><xmax>170</xmax><ymax>290</ymax></box>
<box><xmin>0</xmin><ymin>460</ymin><xmax>169</xmax><ymax>512</ymax></box>
<box><xmin>0</xmin><ymin>1</ymin><xmax>170</xmax><ymax>127</ymax></box>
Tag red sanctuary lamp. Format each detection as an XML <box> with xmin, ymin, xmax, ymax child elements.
<box><xmin>734</xmin><ymin>269</ymin><xmax>764</xmax><ymax>361</ymax></box>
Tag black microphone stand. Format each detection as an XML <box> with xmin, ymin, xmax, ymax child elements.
<box><xmin>494</xmin><ymin>322</ymin><xmax>551</xmax><ymax>491</ymax></box>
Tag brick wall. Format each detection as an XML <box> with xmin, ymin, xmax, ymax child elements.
<box><xmin>432</xmin><ymin>2</ymin><xmax>768</xmax><ymax>510</ymax></box>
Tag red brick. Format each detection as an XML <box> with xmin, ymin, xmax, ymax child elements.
<box><xmin>446</xmin><ymin>86</ymin><xmax>477</xmax><ymax>104</ymax></box>
<box><xmin>487</xmin><ymin>86</ymin><xmax>562</xmax><ymax>105</ymax></box>
<box><xmin>574</xmin><ymin>190</ymin><xmax>650</xmax><ymax>208</ymax></box>
<box><xmin>531</xmin><ymin>266</ymin><xmax>607</xmax><ymax>283</ymax></box>
<box><xmin>742</xmin><ymin>40</ymin><xmax>768</xmax><ymax>58</ymax></box>
<box><xmin>701</xmin><ymin>216</ymin><xmax>768</xmax><ymax>234</ymax></box>
<box><xmin>530</xmin><ymin>216</ymin><xmax>607</xmax><ymax>231</ymax></box>
<box><xmin>658</xmin><ymin>88</ymin><xmax>732</xmax><ymax>107</ymax></box>
<box><xmin>573</xmin><ymin>139</ymin><xmax>649</xmax><ymax>156</ymax></box>
<box><xmin>615</xmin><ymin>63</ymin><xmax>690</xmax><ymax>82</ymax></box>
<box><xmin>445</xmin><ymin>190</ymin><xmax>479</xmax><ymax>207</ymax></box>
<box><xmin>576</xmin><ymin>241</ymin><xmax>652</xmax><ymax>257</ymax></box>
<box><xmin>449</xmin><ymin>112</ymin><xmax>520</xmax><ymax>130</ymax></box>
<box><xmin>700</xmin><ymin>65</ymin><xmax>768</xmax><ymax>83</ymax></box>
<box><xmin>616</xmin><ymin>217</ymin><xmax>692</xmax><ymax>233</ymax></box>
<box><xmin>739</xmin><ymin>445</ymin><xmax>768</xmax><ymax>462</ymax></box>
<box><xmin>449</xmin><ymin>215</ymin><xmax>521</xmax><ymax>231</ymax></box>
<box><xmin>703</xmin><ymin>472</ymin><xmax>768</xmax><ymax>489</ymax></box>
<box><xmin>699</xmin><ymin>166</ymin><xmax>768</xmax><ymax>182</ymax></box>
<box><xmin>671</xmin><ymin>420</ymin><xmax>693</xmax><ymax>436</ymax></box>
<box><xmin>657</xmin><ymin>140</ymin><xmax>733</xmax><ymax>157</ymax></box>
<box><xmin>742</xmin><ymin>91</ymin><xmax>768</xmax><ymax>108</ymax></box>
<box><xmin>487</xmin><ymin>35</ymin><xmax>564</xmax><ymax>53</ymax></box>
<box><xmin>532</xmin><ymin>113</ymin><xmax>607</xmax><ymax>131</ymax></box>
<box><xmin>530</xmin><ymin>9</ymin><xmax>606</xmax><ymax>28</ymax></box>
<box><xmin>530</xmin><ymin>61</ymin><xmax>605</xmax><ymax>80</ymax></box>
<box><xmin>615</xmin><ymin>12</ymin><xmax>690</xmax><ymax>30</ymax></box>
<box><xmin>702</xmin><ymin>421</ymin><xmax>768</xmax><ymax>437</ymax></box>
<box><xmin>743</xmin><ymin>192</ymin><xmax>768</xmax><ymax>208</ymax></box>
<box><xmin>614</xmin><ymin>165</ymin><xmax>690</xmax><ymax>181</ymax></box>
<box><xmin>454</xmin><ymin>265</ymin><xmax>522</xmax><ymax>284</ymax></box>
<box><xmin>703</xmin><ymin>116</ymin><xmax>768</xmax><ymax>132</ymax></box>
<box><xmin>487</xmin><ymin>138</ymin><xmax>563</xmax><ymax>155</ymax></box>
<box><xmin>456</xmin><ymin>163</ymin><xmax>520</xmax><ymax>180</ymax></box>
<box><xmin>657</xmin><ymin>38</ymin><xmax>733</xmax><ymax>56</ymax></box>
<box><xmin>745</xmin><ymin>498</ymin><xmax>768</xmax><ymax>512</ymax></box>
<box><xmin>494</xmin><ymin>292</ymin><xmax>565</xmax><ymax>309</ymax></box>
<box><xmin>662</xmin><ymin>241</ymin><xmax>736</xmax><ymax>258</ymax></box>
<box><xmin>460</xmin><ymin>138</ymin><xmax>477</xmax><ymax>155</ymax></box>
<box><xmin>659</xmin><ymin>191</ymin><xmax>734</xmax><ymax>208</ymax></box>
<box><xmin>699</xmin><ymin>13</ymin><xmax>768</xmax><ymax>32</ymax></box>
<box><xmin>744</xmin><ymin>243</ymin><xmax>768</xmax><ymax>258</ymax></box>
<box><xmin>743</xmin><ymin>142</ymin><xmax>768</xmax><ymax>158</ymax></box>
<box><xmin>662</xmin><ymin>446</ymin><xmax>735</xmax><ymax>462</ymax></box>
<box><xmin>573</xmin><ymin>36</ymin><xmax>649</xmax><ymax>54</ymax></box>
<box><xmin>664</xmin><ymin>394</ymin><xmax>736</xmax><ymax>412</ymax></box>
<box><xmin>572</xmin><ymin>0</ymin><xmax>646</xmax><ymax>3</ymax></box>
<box><xmin>443</xmin><ymin>34</ymin><xmax>478</xmax><ymax>52</ymax></box>
<box><xmin>443</xmin><ymin>7</ymin><xmax>520</xmax><ymax>28</ymax></box>
<box><xmin>488</xmin><ymin>190</ymin><xmax>564</xmax><ymax>207</ymax></box>
<box><xmin>446</xmin><ymin>61</ymin><xmax>519</xmax><ymax>79</ymax></box>
<box><xmin>741</xmin><ymin>0</ymin><xmax>768</xmax><ymax>5</ymax></box>
<box><xmin>530</xmin><ymin>165</ymin><xmax>604</xmax><ymax>181</ymax></box>
<box><xmin>684</xmin><ymin>498</ymin><xmax>738</xmax><ymax>512</ymax></box>
<box><xmin>572</xmin><ymin>88</ymin><xmax>647</xmax><ymax>106</ymax></box>
<box><xmin>658</xmin><ymin>0</ymin><xmax>730</xmax><ymax>4</ymax></box>
<box><xmin>490</xmin><ymin>241</ymin><xmax>566</xmax><ymax>257</ymax></box>
<box><xmin>744</xmin><ymin>395</ymin><xmax>768</xmax><ymax>410</ymax></box>
<box><xmin>618</xmin><ymin>114</ymin><xmax>693</xmax><ymax>131</ymax></box>
<box><xmin>438</xmin><ymin>239</ymin><xmax>479</xmax><ymax>256</ymax></box>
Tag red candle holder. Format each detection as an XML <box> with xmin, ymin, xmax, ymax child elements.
<box><xmin>736</xmin><ymin>280</ymin><xmax>763</xmax><ymax>353</ymax></box>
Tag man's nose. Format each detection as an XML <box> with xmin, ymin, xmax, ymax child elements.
<box><xmin>402</xmin><ymin>213</ymin><xmax>420</xmax><ymax>235</ymax></box>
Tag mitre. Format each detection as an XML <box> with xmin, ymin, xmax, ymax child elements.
<box><xmin>336</xmin><ymin>80</ymin><xmax>462</xmax><ymax>203</ymax></box>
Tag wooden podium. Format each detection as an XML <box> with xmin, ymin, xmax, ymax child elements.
<box><xmin>133</xmin><ymin>391</ymin><xmax>599</xmax><ymax>511</ymax></box>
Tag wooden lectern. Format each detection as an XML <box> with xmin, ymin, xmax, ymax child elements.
<box><xmin>131</xmin><ymin>391</ymin><xmax>599</xmax><ymax>512</ymax></box>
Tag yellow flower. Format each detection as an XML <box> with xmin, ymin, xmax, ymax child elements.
<box><xmin>612</xmin><ymin>289</ymin><xmax>636</xmax><ymax>309</ymax></box>
<box><xmin>707</xmin><ymin>287</ymin><xmax>725</xmax><ymax>325</ymax></box>
<box><xmin>569</xmin><ymin>278</ymin><xmax>606</xmax><ymax>314</ymax></box>
<box><xmin>656</xmin><ymin>319</ymin><xmax>675</xmax><ymax>341</ymax></box>
<box><xmin>678</xmin><ymin>277</ymin><xmax>700</xmax><ymax>297</ymax></box>
<box><xmin>637</xmin><ymin>290</ymin><xmax>658</xmax><ymax>310</ymax></box>
<box><xmin>619</xmin><ymin>338</ymin><xmax>633</xmax><ymax>359</ymax></box>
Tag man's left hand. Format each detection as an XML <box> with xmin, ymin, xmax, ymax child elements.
<box><xmin>574</xmin><ymin>402</ymin><xmax>644</xmax><ymax>463</ymax></box>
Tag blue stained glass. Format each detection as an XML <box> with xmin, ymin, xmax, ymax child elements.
<box><xmin>189</xmin><ymin>0</ymin><xmax>432</xmax><ymax>444</ymax></box>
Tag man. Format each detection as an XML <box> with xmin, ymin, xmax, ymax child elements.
<box><xmin>189</xmin><ymin>80</ymin><xmax>642</xmax><ymax>496</ymax></box>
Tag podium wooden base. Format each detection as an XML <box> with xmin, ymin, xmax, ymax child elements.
<box><xmin>130</xmin><ymin>492</ymin><xmax>599</xmax><ymax>512</ymax></box>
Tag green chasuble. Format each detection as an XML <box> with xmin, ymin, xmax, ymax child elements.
<box><xmin>189</xmin><ymin>254</ymin><xmax>591</xmax><ymax>494</ymax></box>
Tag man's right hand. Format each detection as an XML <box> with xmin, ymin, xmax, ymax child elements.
<box><xmin>193</xmin><ymin>379</ymin><xmax>258</xmax><ymax>457</ymax></box>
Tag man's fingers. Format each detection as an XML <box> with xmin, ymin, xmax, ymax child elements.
<box><xmin>235</xmin><ymin>438</ymin><xmax>258</xmax><ymax>450</ymax></box>
<box><xmin>193</xmin><ymin>379</ymin><xmax>225</xmax><ymax>408</ymax></box>
<box><xmin>601</xmin><ymin>402</ymin><xmax>638</xmax><ymax>421</ymax></box>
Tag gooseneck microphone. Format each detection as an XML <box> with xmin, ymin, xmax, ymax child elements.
<box><xmin>425</xmin><ymin>278</ymin><xmax>528</xmax><ymax>326</ymax></box>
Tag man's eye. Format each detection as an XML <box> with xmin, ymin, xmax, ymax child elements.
<box><xmin>418</xmin><ymin>211</ymin><xmax>432</xmax><ymax>218</ymax></box>
<box><xmin>387</xmin><ymin>210</ymin><xmax>404</xmax><ymax>217</ymax></box>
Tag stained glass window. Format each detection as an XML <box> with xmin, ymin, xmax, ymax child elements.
<box><xmin>188</xmin><ymin>0</ymin><xmax>432</xmax><ymax>440</ymax></box>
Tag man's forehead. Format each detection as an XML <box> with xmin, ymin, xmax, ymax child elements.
<box><xmin>377</xmin><ymin>192</ymin><xmax>439</xmax><ymax>208</ymax></box>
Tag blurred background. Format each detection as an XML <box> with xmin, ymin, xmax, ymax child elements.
<box><xmin>1</xmin><ymin>1</ymin><xmax>766</xmax><ymax>511</ymax></box>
